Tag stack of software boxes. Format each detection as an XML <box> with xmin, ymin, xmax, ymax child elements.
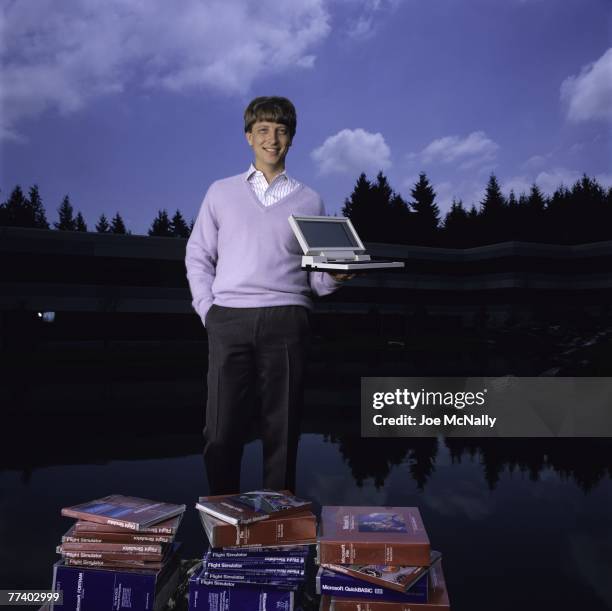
<box><xmin>49</xmin><ymin>494</ymin><xmax>186</xmax><ymax>611</ymax></box>
<box><xmin>316</xmin><ymin>506</ymin><xmax>450</xmax><ymax>610</ymax></box>
<box><xmin>189</xmin><ymin>491</ymin><xmax>318</xmax><ymax>610</ymax></box>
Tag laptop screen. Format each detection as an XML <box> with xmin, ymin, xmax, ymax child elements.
<box><xmin>296</xmin><ymin>219</ymin><xmax>360</xmax><ymax>249</ymax></box>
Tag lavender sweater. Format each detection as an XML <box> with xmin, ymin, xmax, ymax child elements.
<box><xmin>185</xmin><ymin>172</ymin><xmax>340</xmax><ymax>326</ymax></box>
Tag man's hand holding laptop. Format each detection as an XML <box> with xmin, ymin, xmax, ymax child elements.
<box><xmin>329</xmin><ymin>272</ymin><xmax>355</xmax><ymax>281</ymax></box>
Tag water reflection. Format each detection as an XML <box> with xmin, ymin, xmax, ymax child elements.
<box><xmin>1</xmin><ymin>426</ymin><xmax>612</xmax><ymax>610</ymax></box>
<box><xmin>445</xmin><ymin>437</ymin><xmax>612</xmax><ymax>492</ymax></box>
<box><xmin>3</xmin><ymin>350</ymin><xmax>612</xmax><ymax>610</ymax></box>
<box><xmin>4</xmin><ymin>409</ymin><xmax>612</xmax><ymax>494</ymax></box>
<box><xmin>323</xmin><ymin>435</ymin><xmax>438</xmax><ymax>490</ymax></box>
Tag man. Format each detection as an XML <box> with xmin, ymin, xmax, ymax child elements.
<box><xmin>185</xmin><ymin>96</ymin><xmax>349</xmax><ymax>494</ymax></box>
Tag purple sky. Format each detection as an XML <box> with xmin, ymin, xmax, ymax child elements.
<box><xmin>1</xmin><ymin>0</ymin><xmax>611</xmax><ymax>235</ymax></box>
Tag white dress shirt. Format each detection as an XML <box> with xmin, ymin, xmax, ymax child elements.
<box><xmin>245</xmin><ymin>164</ymin><xmax>301</xmax><ymax>207</ymax></box>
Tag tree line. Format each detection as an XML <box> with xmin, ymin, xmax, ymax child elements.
<box><xmin>0</xmin><ymin>185</ymin><xmax>192</xmax><ymax>238</ymax></box>
<box><xmin>2</xmin><ymin>173</ymin><xmax>612</xmax><ymax>246</ymax></box>
<box><xmin>343</xmin><ymin>171</ymin><xmax>612</xmax><ymax>246</ymax></box>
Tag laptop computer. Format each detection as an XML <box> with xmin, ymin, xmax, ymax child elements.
<box><xmin>288</xmin><ymin>214</ymin><xmax>405</xmax><ymax>272</ymax></box>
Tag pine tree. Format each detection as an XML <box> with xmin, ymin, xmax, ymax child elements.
<box><xmin>479</xmin><ymin>174</ymin><xmax>507</xmax><ymax>242</ymax></box>
<box><xmin>148</xmin><ymin>209</ymin><xmax>172</xmax><ymax>237</ymax></box>
<box><xmin>444</xmin><ymin>199</ymin><xmax>468</xmax><ymax>228</ymax></box>
<box><xmin>343</xmin><ymin>172</ymin><xmax>415</xmax><ymax>244</ymax></box>
<box><xmin>0</xmin><ymin>184</ymin><xmax>50</xmax><ymax>229</ymax></box>
<box><xmin>75</xmin><ymin>212</ymin><xmax>88</xmax><ymax>232</ymax></box>
<box><xmin>371</xmin><ymin>172</ymin><xmax>393</xmax><ymax>207</ymax></box>
<box><xmin>96</xmin><ymin>213</ymin><xmax>110</xmax><ymax>233</ymax></box>
<box><xmin>387</xmin><ymin>192</ymin><xmax>412</xmax><ymax>244</ymax></box>
<box><xmin>526</xmin><ymin>184</ymin><xmax>546</xmax><ymax>214</ymax></box>
<box><xmin>570</xmin><ymin>174</ymin><xmax>607</xmax><ymax>242</ymax></box>
<box><xmin>170</xmin><ymin>209</ymin><xmax>190</xmax><ymax>238</ymax></box>
<box><xmin>1</xmin><ymin>185</ymin><xmax>29</xmax><ymax>227</ymax></box>
<box><xmin>27</xmin><ymin>185</ymin><xmax>49</xmax><ymax>229</ymax></box>
<box><xmin>547</xmin><ymin>184</ymin><xmax>571</xmax><ymax>224</ymax></box>
<box><xmin>506</xmin><ymin>190</ymin><xmax>520</xmax><ymax>240</ymax></box>
<box><xmin>605</xmin><ymin>186</ymin><xmax>612</xmax><ymax>237</ymax></box>
<box><xmin>443</xmin><ymin>199</ymin><xmax>470</xmax><ymax>246</ymax></box>
<box><xmin>189</xmin><ymin>218</ymin><xmax>195</xmax><ymax>235</ymax></box>
<box><xmin>465</xmin><ymin>204</ymin><xmax>481</xmax><ymax>245</ymax></box>
<box><xmin>507</xmin><ymin>190</ymin><xmax>518</xmax><ymax>211</ymax></box>
<box><xmin>522</xmin><ymin>184</ymin><xmax>547</xmax><ymax>241</ymax></box>
<box><xmin>110</xmin><ymin>212</ymin><xmax>127</xmax><ymax>234</ymax></box>
<box><xmin>342</xmin><ymin>173</ymin><xmax>374</xmax><ymax>238</ymax></box>
<box><xmin>369</xmin><ymin>172</ymin><xmax>395</xmax><ymax>242</ymax></box>
<box><xmin>547</xmin><ymin>185</ymin><xmax>572</xmax><ymax>243</ymax></box>
<box><xmin>55</xmin><ymin>195</ymin><xmax>77</xmax><ymax>231</ymax></box>
<box><xmin>480</xmin><ymin>174</ymin><xmax>506</xmax><ymax>216</ymax></box>
<box><xmin>409</xmin><ymin>173</ymin><xmax>440</xmax><ymax>244</ymax></box>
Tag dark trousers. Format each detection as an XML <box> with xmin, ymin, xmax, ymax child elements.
<box><xmin>203</xmin><ymin>305</ymin><xmax>310</xmax><ymax>495</ymax></box>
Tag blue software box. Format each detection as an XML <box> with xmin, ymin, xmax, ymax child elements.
<box><xmin>189</xmin><ymin>564</ymin><xmax>295</xmax><ymax>610</ymax></box>
<box><xmin>49</xmin><ymin>559</ymin><xmax>179</xmax><ymax>610</ymax></box>
<box><xmin>316</xmin><ymin>567</ymin><xmax>428</xmax><ymax>603</ymax></box>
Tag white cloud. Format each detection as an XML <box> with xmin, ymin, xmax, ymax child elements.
<box><xmin>0</xmin><ymin>0</ymin><xmax>331</xmax><ymax>139</ymax></box>
<box><xmin>0</xmin><ymin>125</ymin><xmax>26</xmax><ymax>144</ymax></box>
<box><xmin>523</xmin><ymin>153</ymin><xmax>553</xmax><ymax>170</ymax></box>
<box><xmin>311</xmin><ymin>128</ymin><xmax>392</xmax><ymax>175</ymax></box>
<box><xmin>400</xmin><ymin>174</ymin><xmax>420</xmax><ymax>192</ymax></box>
<box><xmin>534</xmin><ymin>167</ymin><xmax>582</xmax><ymax>194</ymax></box>
<box><xmin>503</xmin><ymin>175</ymin><xmax>532</xmax><ymax>197</ymax></box>
<box><xmin>342</xmin><ymin>0</ymin><xmax>405</xmax><ymax>40</ymax></box>
<box><xmin>434</xmin><ymin>180</ymin><xmax>486</xmax><ymax>215</ymax></box>
<box><xmin>425</xmin><ymin>180</ymin><xmax>455</xmax><ymax>215</ymax></box>
<box><xmin>418</xmin><ymin>131</ymin><xmax>499</xmax><ymax>169</ymax></box>
<box><xmin>346</xmin><ymin>15</ymin><xmax>376</xmax><ymax>40</ymax></box>
<box><xmin>561</xmin><ymin>48</ymin><xmax>612</xmax><ymax>122</ymax></box>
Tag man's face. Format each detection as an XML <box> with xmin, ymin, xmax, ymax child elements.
<box><xmin>246</xmin><ymin>121</ymin><xmax>292</xmax><ymax>173</ymax></box>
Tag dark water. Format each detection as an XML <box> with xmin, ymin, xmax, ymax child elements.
<box><xmin>2</xmin><ymin>330</ymin><xmax>612</xmax><ymax>611</ymax></box>
<box><xmin>1</xmin><ymin>418</ymin><xmax>612</xmax><ymax>611</ymax></box>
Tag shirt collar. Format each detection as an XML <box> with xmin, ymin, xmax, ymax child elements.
<box><xmin>245</xmin><ymin>163</ymin><xmax>290</xmax><ymax>184</ymax></box>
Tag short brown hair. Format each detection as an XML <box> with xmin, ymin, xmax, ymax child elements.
<box><xmin>244</xmin><ymin>97</ymin><xmax>297</xmax><ymax>139</ymax></box>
